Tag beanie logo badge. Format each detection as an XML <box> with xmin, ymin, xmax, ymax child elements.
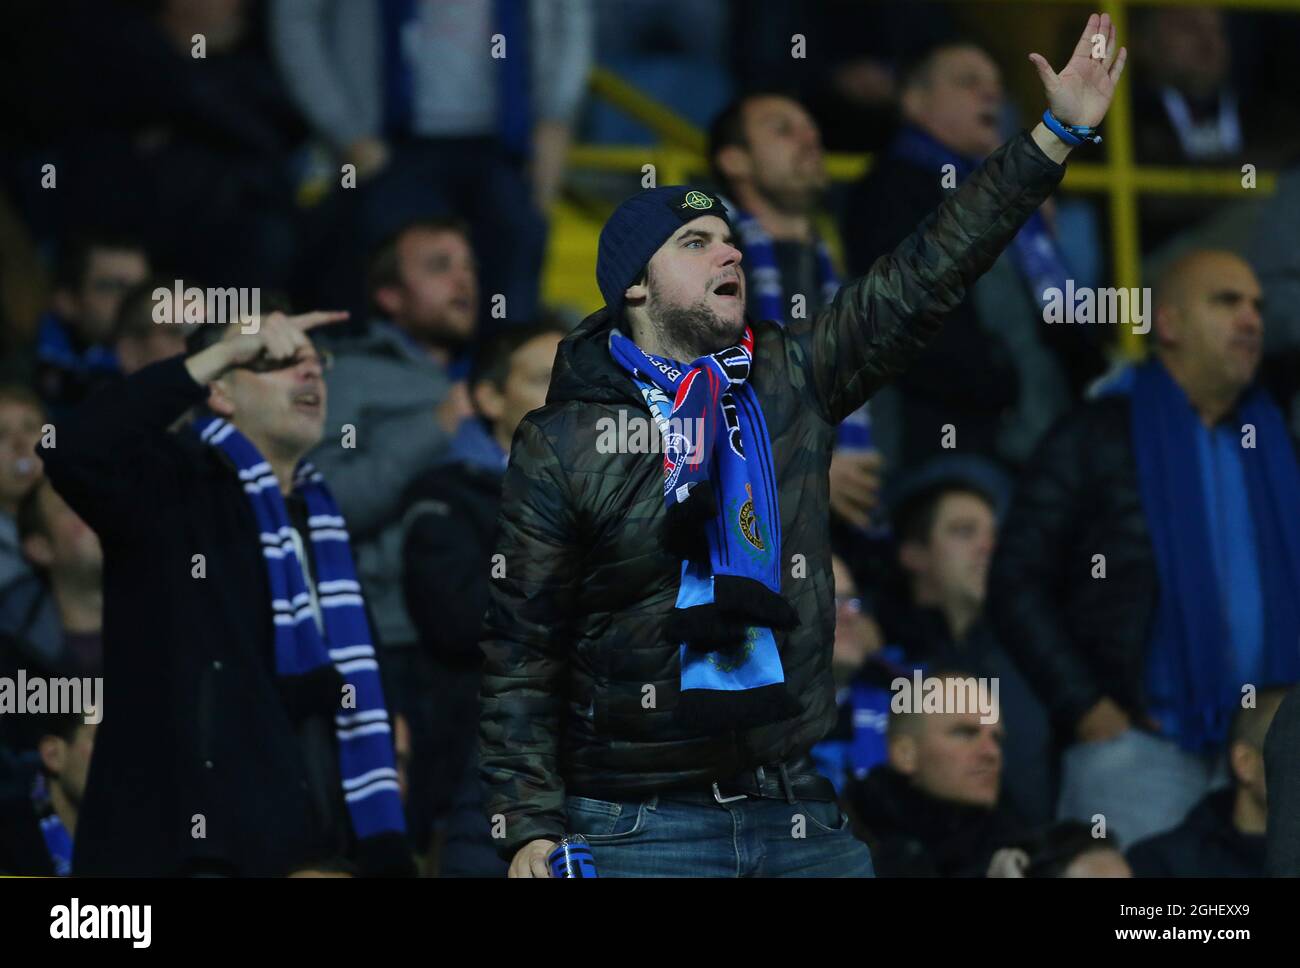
<box><xmin>682</xmin><ymin>191</ymin><xmax>713</xmax><ymax>211</ymax></box>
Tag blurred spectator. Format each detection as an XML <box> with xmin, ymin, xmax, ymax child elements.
<box><xmin>990</xmin><ymin>820</ymin><xmax>1131</xmax><ymax>878</ymax></box>
<box><xmin>0</xmin><ymin>386</ymin><xmax>45</xmax><ymax>590</ymax></box>
<box><xmin>1250</xmin><ymin>166</ymin><xmax>1300</xmax><ymax>433</ymax></box>
<box><xmin>1265</xmin><ymin>682</ymin><xmax>1300</xmax><ymax>875</ymax></box>
<box><xmin>308</xmin><ymin>219</ymin><xmax>476</xmax><ymax>853</ymax></box>
<box><xmin>38</xmin><ymin>312</ymin><xmax>412</xmax><ymax>876</ymax></box>
<box><xmin>270</xmin><ymin>0</ymin><xmax>593</xmax><ymax>331</ymax></box>
<box><xmin>732</xmin><ymin>1</ymin><xmax>954</xmax><ymax>152</ymax></box>
<box><xmin>402</xmin><ymin>321</ymin><xmax>565</xmax><ymax>875</ymax></box>
<box><xmin>112</xmin><ymin>278</ymin><xmax>199</xmax><ymax>376</ymax></box>
<box><xmin>879</xmin><ymin>465</ymin><xmax>1053</xmax><ymax>826</ymax></box>
<box><xmin>1133</xmin><ymin>8</ymin><xmax>1242</xmax><ymax>165</ymax></box>
<box><xmin>708</xmin><ymin>92</ymin><xmax>885</xmax><ymax>536</ymax></box>
<box><xmin>16</xmin><ymin>479</ymin><xmax>103</xmax><ymax>677</ymax></box>
<box><xmin>843</xmin><ymin>42</ymin><xmax>1105</xmax><ymax>477</ymax></box>
<box><xmin>844</xmin><ymin>668</ymin><xmax>1020</xmax><ymax>877</ymax></box>
<box><xmin>809</xmin><ymin>553</ymin><xmax>887</xmax><ymax>794</ymax></box>
<box><xmin>36</xmin><ymin>231</ymin><xmax>148</xmax><ymax>420</ymax></box>
<box><xmin>991</xmin><ymin>250</ymin><xmax>1300</xmax><ymax>849</ymax></box>
<box><xmin>14</xmin><ymin>1</ymin><xmax>310</xmax><ymax>296</ymax></box>
<box><xmin>586</xmin><ymin>0</ymin><xmax>731</xmax><ymax>143</ymax></box>
<box><xmin>1131</xmin><ymin>8</ymin><xmax>1300</xmax><ymax>249</ymax></box>
<box><xmin>0</xmin><ymin>706</ymin><xmax>97</xmax><ymax>877</ymax></box>
<box><xmin>1128</xmin><ymin>687</ymin><xmax>1283</xmax><ymax>877</ymax></box>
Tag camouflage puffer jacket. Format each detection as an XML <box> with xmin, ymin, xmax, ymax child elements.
<box><xmin>480</xmin><ymin>130</ymin><xmax>1065</xmax><ymax>857</ymax></box>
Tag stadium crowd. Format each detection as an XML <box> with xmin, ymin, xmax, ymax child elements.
<box><xmin>2</xmin><ymin>0</ymin><xmax>1300</xmax><ymax>878</ymax></box>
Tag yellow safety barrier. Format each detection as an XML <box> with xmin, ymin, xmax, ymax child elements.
<box><xmin>556</xmin><ymin>0</ymin><xmax>1289</xmax><ymax>358</ymax></box>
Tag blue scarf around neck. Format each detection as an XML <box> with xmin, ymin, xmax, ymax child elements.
<box><xmin>608</xmin><ymin>327</ymin><xmax>801</xmax><ymax>731</ymax></box>
<box><xmin>195</xmin><ymin>417</ymin><xmax>407</xmax><ymax>844</ymax></box>
<box><xmin>1122</xmin><ymin>359</ymin><xmax>1300</xmax><ymax>751</ymax></box>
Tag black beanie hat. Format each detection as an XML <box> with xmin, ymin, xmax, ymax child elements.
<box><xmin>596</xmin><ymin>186</ymin><xmax>732</xmax><ymax>319</ymax></box>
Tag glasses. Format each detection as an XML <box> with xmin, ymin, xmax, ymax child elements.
<box><xmin>244</xmin><ymin>347</ymin><xmax>334</xmax><ymax>373</ymax></box>
<box><xmin>305</xmin><ymin>348</ymin><xmax>335</xmax><ymax>372</ymax></box>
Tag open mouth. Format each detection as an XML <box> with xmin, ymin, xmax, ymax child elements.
<box><xmin>712</xmin><ymin>280</ymin><xmax>741</xmax><ymax>299</ymax></box>
<box><xmin>293</xmin><ymin>390</ymin><xmax>322</xmax><ymax>413</ymax></box>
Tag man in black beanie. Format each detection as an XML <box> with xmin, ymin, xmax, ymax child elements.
<box><xmin>481</xmin><ymin>14</ymin><xmax>1128</xmax><ymax>877</ymax></box>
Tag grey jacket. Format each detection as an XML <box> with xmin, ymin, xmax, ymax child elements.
<box><xmin>309</xmin><ymin>322</ymin><xmax>452</xmax><ymax>650</ymax></box>
<box><xmin>270</xmin><ymin>0</ymin><xmax>594</xmax><ymax>150</ymax></box>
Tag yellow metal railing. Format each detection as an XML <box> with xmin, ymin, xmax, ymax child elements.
<box><xmin>561</xmin><ymin>0</ymin><xmax>1289</xmax><ymax>358</ymax></box>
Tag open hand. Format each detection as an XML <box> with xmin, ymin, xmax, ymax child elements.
<box><xmin>1029</xmin><ymin>12</ymin><xmax>1128</xmax><ymax>128</ymax></box>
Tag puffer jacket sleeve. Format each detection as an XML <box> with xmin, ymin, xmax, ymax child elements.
<box><xmin>988</xmin><ymin>408</ymin><xmax>1105</xmax><ymax>733</ymax></box>
<box><xmin>791</xmin><ymin>129</ymin><xmax>1065</xmax><ymax>425</ymax></box>
<box><xmin>478</xmin><ymin>415</ymin><xmax>582</xmax><ymax>860</ymax></box>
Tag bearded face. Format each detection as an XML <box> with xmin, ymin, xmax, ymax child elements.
<box><xmin>638</xmin><ymin>216</ymin><xmax>747</xmax><ymax>360</ymax></box>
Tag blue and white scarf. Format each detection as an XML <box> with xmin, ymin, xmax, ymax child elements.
<box><xmin>731</xmin><ymin>209</ymin><xmax>840</xmax><ymax>326</ymax></box>
<box><xmin>195</xmin><ymin>416</ymin><xmax>406</xmax><ymax>843</ymax></box>
<box><xmin>729</xmin><ymin>207</ymin><xmax>878</xmax><ymax>464</ymax></box>
<box><xmin>609</xmin><ymin>327</ymin><xmax>801</xmax><ymax>731</ymax></box>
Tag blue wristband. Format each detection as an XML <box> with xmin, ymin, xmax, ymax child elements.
<box><xmin>1042</xmin><ymin>109</ymin><xmax>1102</xmax><ymax>146</ymax></box>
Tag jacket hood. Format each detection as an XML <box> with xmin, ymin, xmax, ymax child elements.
<box><xmin>547</xmin><ymin>308</ymin><xmax>648</xmax><ymax>408</ymax></box>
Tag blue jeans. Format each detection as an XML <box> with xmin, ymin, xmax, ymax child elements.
<box><xmin>563</xmin><ymin>794</ymin><xmax>874</xmax><ymax>877</ymax></box>
<box><xmin>1056</xmin><ymin>728</ymin><xmax>1229</xmax><ymax>849</ymax></box>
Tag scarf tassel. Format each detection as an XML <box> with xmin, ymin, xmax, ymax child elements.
<box><xmin>676</xmin><ymin>681</ymin><xmax>804</xmax><ymax>732</ymax></box>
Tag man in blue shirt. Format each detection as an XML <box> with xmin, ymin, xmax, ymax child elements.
<box><xmin>991</xmin><ymin>250</ymin><xmax>1300</xmax><ymax>848</ymax></box>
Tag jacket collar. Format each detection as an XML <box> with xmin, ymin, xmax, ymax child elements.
<box><xmin>546</xmin><ymin>307</ymin><xmax>646</xmax><ymax>408</ymax></box>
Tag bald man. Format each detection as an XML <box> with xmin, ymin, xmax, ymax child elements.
<box><xmin>843</xmin><ymin>669</ymin><xmax>1021</xmax><ymax>877</ymax></box>
<box><xmin>1128</xmin><ymin>686</ymin><xmax>1283</xmax><ymax>876</ymax></box>
<box><xmin>991</xmin><ymin>250</ymin><xmax>1300</xmax><ymax>849</ymax></box>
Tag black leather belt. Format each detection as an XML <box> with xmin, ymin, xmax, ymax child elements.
<box><xmin>660</xmin><ymin>757</ymin><xmax>837</xmax><ymax>806</ymax></box>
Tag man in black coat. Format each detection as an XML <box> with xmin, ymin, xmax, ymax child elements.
<box><xmin>1264</xmin><ymin>683</ymin><xmax>1300</xmax><ymax>876</ymax></box>
<box><xmin>880</xmin><ymin>465</ymin><xmax>1054</xmax><ymax>828</ymax></box>
<box><xmin>39</xmin><ymin>310</ymin><xmax>413</xmax><ymax>876</ymax></box>
<box><xmin>401</xmin><ymin>322</ymin><xmax>565</xmax><ymax>876</ymax></box>
<box><xmin>1128</xmin><ymin>687</ymin><xmax>1282</xmax><ymax>876</ymax></box>
<box><xmin>484</xmin><ymin>15</ymin><xmax>1128</xmax><ymax>877</ymax></box>
<box><xmin>990</xmin><ymin>251</ymin><xmax>1300</xmax><ymax>849</ymax></box>
<box><xmin>843</xmin><ymin>668</ymin><xmax>1021</xmax><ymax>877</ymax></box>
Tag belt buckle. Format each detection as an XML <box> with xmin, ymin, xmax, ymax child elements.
<box><xmin>712</xmin><ymin>781</ymin><xmax>748</xmax><ymax>804</ymax></box>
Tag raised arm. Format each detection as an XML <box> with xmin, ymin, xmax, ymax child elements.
<box><xmin>794</xmin><ymin>12</ymin><xmax>1127</xmax><ymax>424</ymax></box>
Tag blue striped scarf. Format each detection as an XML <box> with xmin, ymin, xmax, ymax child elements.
<box><xmin>731</xmin><ymin>210</ymin><xmax>840</xmax><ymax>325</ymax></box>
<box><xmin>728</xmin><ymin>208</ymin><xmax>877</xmax><ymax>457</ymax></box>
<box><xmin>195</xmin><ymin>416</ymin><xmax>406</xmax><ymax>843</ymax></box>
